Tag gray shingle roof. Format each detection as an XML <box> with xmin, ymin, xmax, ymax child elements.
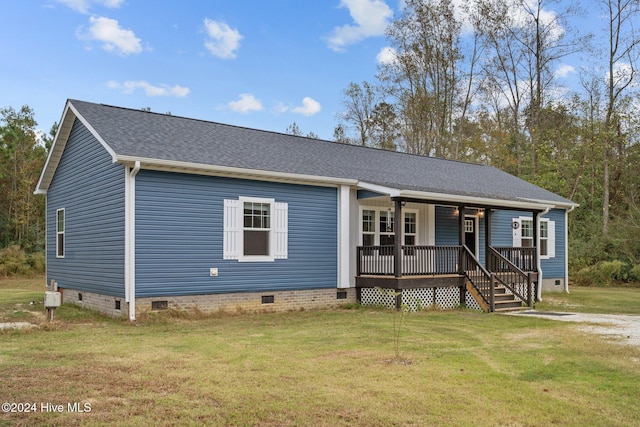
<box><xmin>65</xmin><ymin>99</ymin><xmax>575</xmax><ymax>207</ymax></box>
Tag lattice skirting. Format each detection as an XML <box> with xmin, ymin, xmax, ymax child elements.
<box><xmin>359</xmin><ymin>287</ymin><xmax>482</xmax><ymax>311</ymax></box>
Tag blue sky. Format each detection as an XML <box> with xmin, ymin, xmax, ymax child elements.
<box><xmin>1</xmin><ymin>1</ymin><xmax>599</xmax><ymax>140</ymax></box>
<box><xmin>2</xmin><ymin>0</ymin><xmax>399</xmax><ymax>140</ymax></box>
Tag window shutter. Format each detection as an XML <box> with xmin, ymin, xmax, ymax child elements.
<box><xmin>547</xmin><ymin>220</ymin><xmax>556</xmax><ymax>258</ymax></box>
<box><xmin>273</xmin><ymin>202</ymin><xmax>288</xmax><ymax>259</ymax></box>
<box><xmin>512</xmin><ymin>218</ymin><xmax>522</xmax><ymax>247</ymax></box>
<box><xmin>223</xmin><ymin>199</ymin><xmax>241</xmax><ymax>260</ymax></box>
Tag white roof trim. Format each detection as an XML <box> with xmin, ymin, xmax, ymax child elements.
<box><xmin>68</xmin><ymin>102</ymin><xmax>118</xmax><ymax>162</ymax></box>
<box><xmin>518</xmin><ymin>196</ymin><xmax>579</xmax><ymax>209</ymax></box>
<box><xmin>398</xmin><ymin>189</ymin><xmax>555</xmax><ymax>211</ymax></box>
<box><xmin>356</xmin><ymin>181</ymin><xmax>557</xmax><ymax>210</ymax></box>
<box><xmin>34</xmin><ymin>100</ymin><xmax>119</xmax><ymax>194</ymax></box>
<box><xmin>116</xmin><ymin>155</ymin><xmax>358</xmax><ymax>187</ymax></box>
<box><xmin>356</xmin><ymin>181</ymin><xmax>401</xmax><ymax>198</ymax></box>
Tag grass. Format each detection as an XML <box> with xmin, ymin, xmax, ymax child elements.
<box><xmin>537</xmin><ymin>286</ymin><xmax>640</xmax><ymax>315</ymax></box>
<box><xmin>1</xmin><ymin>279</ymin><xmax>640</xmax><ymax>426</ymax></box>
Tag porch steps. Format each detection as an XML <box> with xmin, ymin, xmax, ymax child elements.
<box><xmin>466</xmin><ymin>282</ymin><xmax>527</xmax><ymax>313</ymax></box>
<box><xmin>493</xmin><ymin>286</ymin><xmax>527</xmax><ymax>312</ymax></box>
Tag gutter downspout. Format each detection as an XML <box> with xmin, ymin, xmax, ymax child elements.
<box><xmin>564</xmin><ymin>205</ymin><xmax>576</xmax><ymax>293</ymax></box>
<box><xmin>536</xmin><ymin>207</ymin><xmax>550</xmax><ymax>302</ymax></box>
<box><xmin>126</xmin><ymin>161</ymin><xmax>140</xmax><ymax>321</ymax></box>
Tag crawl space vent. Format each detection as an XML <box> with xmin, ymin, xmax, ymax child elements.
<box><xmin>151</xmin><ymin>300</ymin><xmax>168</xmax><ymax>310</ymax></box>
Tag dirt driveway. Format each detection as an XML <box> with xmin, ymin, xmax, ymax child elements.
<box><xmin>508</xmin><ymin>310</ymin><xmax>640</xmax><ymax>348</ymax></box>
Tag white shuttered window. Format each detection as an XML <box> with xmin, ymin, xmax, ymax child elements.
<box><xmin>224</xmin><ymin>197</ymin><xmax>288</xmax><ymax>262</ymax></box>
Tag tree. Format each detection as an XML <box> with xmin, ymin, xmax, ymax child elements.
<box><xmin>369</xmin><ymin>102</ymin><xmax>399</xmax><ymax>151</ymax></box>
<box><xmin>471</xmin><ymin>0</ymin><xmax>588</xmax><ymax>178</ymax></box>
<box><xmin>380</xmin><ymin>0</ymin><xmax>464</xmax><ymax>157</ymax></box>
<box><xmin>0</xmin><ymin>106</ymin><xmax>47</xmax><ymax>251</ymax></box>
<box><xmin>338</xmin><ymin>81</ymin><xmax>377</xmax><ymax>146</ymax></box>
<box><xmin>600</xmin><ymin>0</ymin><xmax>640</xmax><ymax>235</ymax></box>
<box><xmin>285</xmin><ymin>122</ymin><xmax>318</xmax><ymax>139</ymax></box>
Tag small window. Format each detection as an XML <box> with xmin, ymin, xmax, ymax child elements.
<box><xmin>465</xmin><ymin>219</ymin><xmax>474</xmax><ymax>233</ymax></box>
<box><xmin>56</xmin><ymin>208</ymin><xmax>65</xmax><ymax>258</ymax></box>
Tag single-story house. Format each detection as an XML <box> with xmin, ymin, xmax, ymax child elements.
<box><xmin>35</xmin><ymin>99</ymin><xmax>578</xmax><ymax>320</ymax></box>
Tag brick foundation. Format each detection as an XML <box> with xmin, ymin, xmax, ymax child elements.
<box><xmin>60</xmin><ymin>287</ymin><xmax>357</xmax><ymax>319</ymax></box>
<box><xmin>60</xmin><ymin>288</ymin><xmax>127</xmax><ymax>318</ymax></box>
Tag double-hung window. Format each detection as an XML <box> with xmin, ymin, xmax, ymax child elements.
<box><xmin>243</xmin><ymin>201</ymin><xmax>271</xmax><ymax>256</ymax></box>
<box><xmin>360</xmin><ymin>207</ymin><xmax>418</xmax><ymax>250</ymax></box>
<box><xmin>513</xmin><ymin>216</ymin><xmax>555</xmax><ymax>258</ymax></box>
<box><xmin>56</xmin><ymin>208</ymin><xmax>65</xmax><ymax>258</ymax></box>
<box><xmin>224</xmin><ymin>197</ymin><xmax>288</xmax><ymax>262</ymax></box>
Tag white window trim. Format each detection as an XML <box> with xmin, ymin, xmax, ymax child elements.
<box><xmin>358</xmin><ymin>206</ymin><xmax>419</xmax><ymax>246</ymax></box>
<box><xmin>56</xmin><ymin>208</ymin><xmax>65</xmax><ymax>258</ymax></box>
<box><xmin>513</xmin><ymin>216</ymin><xmax>555</xmax><ymax>259</ymax></box>
<box><xmin>224</xmin><ymin>196</ymin><xmax>288</xmax><ymax>263</ymax></box>
<box><xmin>240</xmin><ymin>196</ymin><xmax>275</xmax><ymax>262</ymax></box>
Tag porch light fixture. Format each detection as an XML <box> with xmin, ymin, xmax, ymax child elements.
<box><xmin>478</xmin><ymin>209</ymin><xmax>485</xmax><ymax>218</ymax></box>
<box><xmin>454</xmin><ymin>208</ymin><xmax>459</xmax><ymax>216</ymax></box>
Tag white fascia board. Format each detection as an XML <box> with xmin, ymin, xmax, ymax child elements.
<box><xmin>356</xmin><ymin>181</ymin><xmax>402</xmax><ymax>198</ymax></box>
<box><xmin>399</xmin><ymin>189</ymin><xmax>554</xmax><ymax>211</ymax></box>
<box><xmin>34</xmin><ymin>103</ymin><xmax>75</xmax><ymax>194</ymax></box>
<box><xmin>34</xmin><ymin>100</ymin><xmax>119</xmax><ymax>194</ymax></box>
<box><xmin>68</xmin><ymin>102</ymin><xmax>118</xmax><ymax>162</ymax></box>
<box><xmin>518</xmin><ymin>197</ymin><xmax>580</xmax><ymax>210</ymax></box>
<box><xmin>116</xmin><ymin>155</ymin><xmax>358</xmax><ymax>187</ymax></box>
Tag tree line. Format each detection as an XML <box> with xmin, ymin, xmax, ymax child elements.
<box><xmin>333</xmin><ymin>0</ymin><xmax>640</xmax><ymax>278</ymax></box>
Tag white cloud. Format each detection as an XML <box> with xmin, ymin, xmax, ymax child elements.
<box><xmin>228</xmin><ymin>94</ymin><xmax>263</xmax><ymax>113</ymax></box>
<box><xmin>376</xmin><ymin>46</ymin><xmax>396</xmax><ymax>65</ymax></box>
<box><xmin>555</xmin><ymin>64</ymin><xmax>575</xmax><ymax>78</ymax></box>
<box><xmin>85</xmin><ymin>16</ymin><xmax>142</xmax><ymax>55</ymax></box>
<box><xmin>57</xmin><ymin>0</ymin><xmax>124</xmax><ymax>14</ymax></box>
<box><xmin>108</xmin><ymin>80</ymin><xmax>190</xmax><ymax>97</ymax></box>
<box><xmin>327</xmin><ymin>0</ymin><xmax>393</xmax><ymax>52</ymax></box>
<box><xmin>292</xmin><ymin>97</ymin><xmax>322</xmax><ymax>116</ymax></box>
<box><xmin>204</xmin><ymin>18</ymin><xmax>243</xmax><ymax>59</ymax></box>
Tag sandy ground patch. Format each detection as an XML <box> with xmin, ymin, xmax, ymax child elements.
<box><xmin>507</xmin><ymin>311</ymin><xmax>640</xmax><ymax>348</ymax></box>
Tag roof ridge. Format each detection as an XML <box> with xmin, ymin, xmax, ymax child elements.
<box><xmin>69</xmin><ymin>99</ymin><xmax>489</xmax><ymax>169</ymax></box>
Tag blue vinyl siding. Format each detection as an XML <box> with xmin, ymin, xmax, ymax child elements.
<box><xmin>135</xmin><ymin>171</ymin><xmax>338</xmax><ymax>297</ymax></box>
<box><xmin>46</xmin><ymin>119</ymin><xmax>125</xmax><ymax>296</ymax></box>
<box><xmin>491</xmin><ymin>209</ymin><xmax>566</xmax><ymax>279</ymax></box>
<box><xmin>435</xmin><ymin>206</ymin><xmax>486</xmax><ymax>262</ymax></box>
<box><xmin>435</xmin><ymin>206</ymin><xmax>458</xmax><ymax>245</ymax></box>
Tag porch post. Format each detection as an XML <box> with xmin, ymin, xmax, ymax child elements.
<box><xmin>458</xmin><ymin>205</ymin><xmax>466</xmax><ymax>274</ymax></box>
<box><xmin>533</xmin><ymin>210</ymin><xmax>539</xmax><ymax>271</ymax></box>
<box><xmin>394</xmin><ymin>198</ymin><xmax>403</xmax><ymax>278</ymax></box>
<box><xmin>485</xmin><ymin>208</ymin><xmax>492</xmax><ymax>269</ymax></box>
<box><xmin>458</xmin><ymin>205</ymin><xmax>466</xmax><ymax>246</ymax></box>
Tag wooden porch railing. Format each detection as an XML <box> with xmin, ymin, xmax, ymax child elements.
<box><xmin>492</xmin><ymin>247</ymin><xmax>537</xmax><ymax>272</ymax></box>
<box><xmin>356</xmin><ymin>245</ymin><xmax>461</xmax><ymax>276</ymax></box>
<box><xmin>487</xmin><ymin>247</ymin><xmax>536</xmax><ymax>307</ymax></box>
<box><xmin>460</xmin><ymin>246</ymin><xmax>495</xmax><ymax>311</ymax></box>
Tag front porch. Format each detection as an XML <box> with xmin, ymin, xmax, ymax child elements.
<box><xmin>354</xmin><ymin>198</ymin><xmax>540</xmax><ymax>312</ymax></box>
<box><xmin>356</xmin><ymin>244</ymin><xmax>538</xmax><ymax>312</ymax></box>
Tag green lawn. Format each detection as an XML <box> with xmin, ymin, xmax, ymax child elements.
<box><xmin>1</xmin><ymin>279</ymin><xmax>640</xmax><ymax>426</ymax></box>
<box><xmin>536</xmin><ymin>286</ymin><xmax>640</xmax><ymax>315</ymax></box>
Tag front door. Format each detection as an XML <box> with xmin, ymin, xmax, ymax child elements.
<box><xmin>464</xmin><ymin>216</ymin><xmax>477</xmax><ymax>255</ymax></box>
